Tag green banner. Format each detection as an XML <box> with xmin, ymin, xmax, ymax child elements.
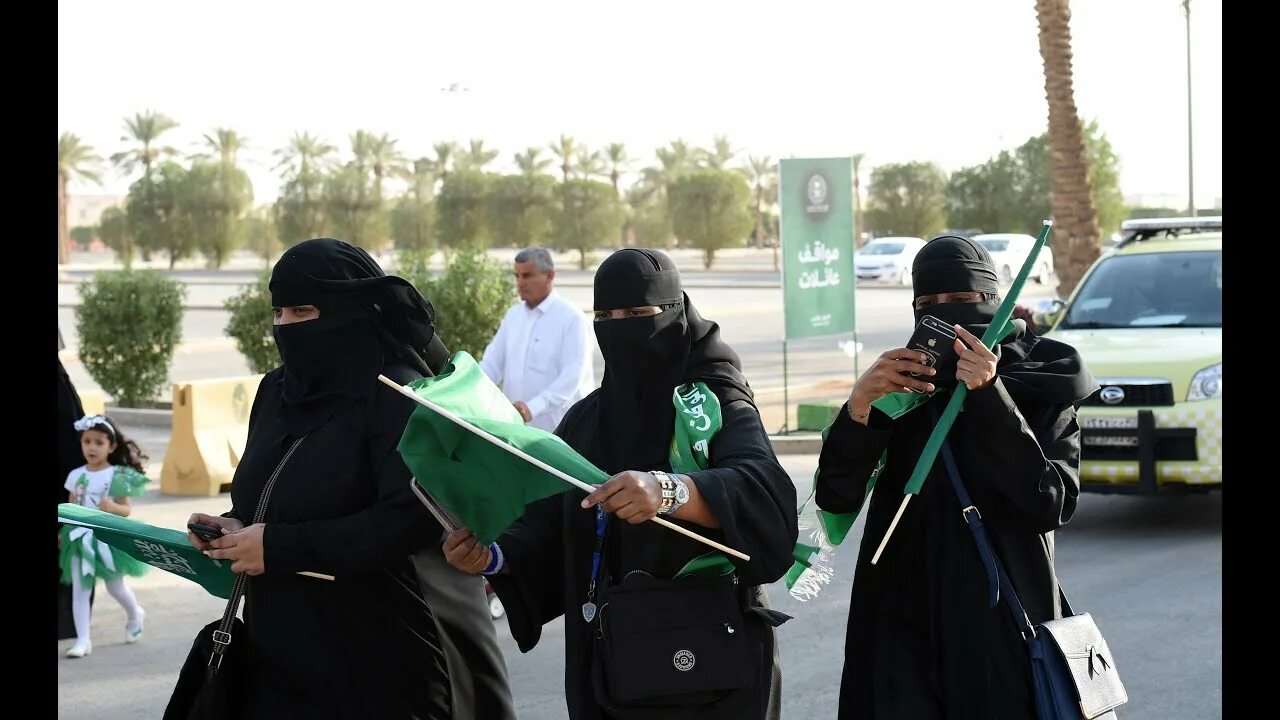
<box><xmin>780</xmin><ymin>157</ymin><xmax>856</xmax><ymax>340</ymax></box>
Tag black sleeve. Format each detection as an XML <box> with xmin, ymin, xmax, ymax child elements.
<box><xmin>488</xmin><ymin>493</ymin><xmax>567</xmax><ymax>653</ymax></box>
<box><xmin>263</xmin><ymin>379</ymin><xmax>444</xmax><ymax>577</ymax></box>
<box><xmin>814</xmin><ymin>402</ymin><xmax>894</xmax><ymax>515</ymax></box>
<box><xmin>961</xmin><ymin>378</ymin><xmax>1082</xmax><ymax>532</ymax></box>
<box><xmin>683</xmin><ymin>398</ymin><xmax>799</xmax><ymax>586</ymax></box>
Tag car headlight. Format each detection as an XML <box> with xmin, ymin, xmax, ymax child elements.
<box><xmin>1187</xmin><ymin>362</ymin><xmax>1221</xmax><ymax>401</ymax></box>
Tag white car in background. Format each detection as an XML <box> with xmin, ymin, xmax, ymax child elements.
<box><xmin>973</xmin><ymin>233</ymin><xmax>1055</xmax><ymax>285</ymax></box>
<box><xmin>854</xmin><ymin>236</ymin><xmax>926</xmax><ymax>286</ymax></box>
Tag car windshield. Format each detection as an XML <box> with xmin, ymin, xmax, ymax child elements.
<box><xmin>861</xmin><ymin>242</ymin><xmax>905</xmax><ymax>256</ymax></box>
<box><xmin>976</xmin><ymin>239</ymin><xmax>1009</xmax><ymax>252</ymax></box>
<box><xmin>1059</xmin><ymin>250</ymin><xmax>1222</xmax><ymax>329</ymax></box>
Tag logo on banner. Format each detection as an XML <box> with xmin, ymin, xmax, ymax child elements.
<box><xmin>804</xmin><ymin>171</ymin><xmax>831</xmax><ymax>219</ymax></box>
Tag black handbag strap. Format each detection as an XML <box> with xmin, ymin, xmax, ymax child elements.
<box><xmin>936</xmin><ymin>437</ymin><xmax>1038</xmax><ymax>637</ymax></box>
<box><xmin>208</xmin><ymin>435</ymin><xmax>307</xmax><ymax>669</ymax></box>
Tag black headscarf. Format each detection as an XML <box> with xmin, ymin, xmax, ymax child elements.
<box><xmin>269</xmin><ymin>238</ymin><xmax>450</xmax><ymax>435</ymax></box>
<box><xmin>911</xmin><ymin>234</ymin><xmax>1096</xmax><ymax>405</ymax></box>
<box><xmin>579</xmin><ymin>248</ymin><xmax>752</xmax><ymax>472</ymax></box>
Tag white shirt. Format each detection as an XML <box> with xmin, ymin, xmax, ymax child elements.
<box><xmin>65</xmin><ymin>465</ymin><xmax>115</xmax><ymax>509</ymax></box>
<box><xmin>480</xmin><ymin>290</ymin><xmax>595</xmax><ymax>432</ymax></box>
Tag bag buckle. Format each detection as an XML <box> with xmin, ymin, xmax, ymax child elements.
<box><xmin>961</xmin><ymin>505</ymin><xmax>982</xmax><ymax>521</ymax></box>
<box><xmin>212</xmin><ymin>630</ymin><xmax>232</xmax><ymax>647</ymax></box>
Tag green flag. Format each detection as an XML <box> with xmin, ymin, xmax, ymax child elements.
<box><xmin>58</xmin><ymin>503</ymin><xmax>236</xmax><ymax>599</ymax></box>
<box><xmin>396</xmin><ymin>353</ymin><xmax>608</xmax><ymax>546</ymax></box>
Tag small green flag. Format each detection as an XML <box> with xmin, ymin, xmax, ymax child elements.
<box><xmin>58</xmin><ymin>503</ymin><xmax>235</xmax><ymax>599</ymax></box>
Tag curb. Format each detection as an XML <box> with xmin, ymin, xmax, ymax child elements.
<box><xmin>105</xmin><ymin>406</ymin><xmax>173</xmax><ymax>428</ymax></box>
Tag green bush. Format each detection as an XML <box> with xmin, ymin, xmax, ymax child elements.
<box><xmin>75</xmin><ymin>271</ymin><xmax>186</xmax><ymax>407</ymax></box>
<box><xmin>224</xmin><ymin>272</ymin><xmax>280</xmax><ymax>374</ymax></box>
<box><xmin>397</xmin><ymin>249</ymin><xmax>514</xmax><ymax>359</ymax></box>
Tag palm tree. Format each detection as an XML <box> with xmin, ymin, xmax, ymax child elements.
<box><xmin>700</xmin><ymin>135</ymin><xmax>736</xmax><ymax>170</ymax></box>
<box><xmin>742</xmin><ymin>155</ymin><xmax>774</xmax><ymax>249</ymax></box>
<box><xmin>410</xmin><ymin>158</ymin><xmax>438</xmax><ymax>199</ymax></box>
<box><xmin>273</xmin><ymin>131</ymin><xmax>336</xmax><ymax>179</ymax></box>
<box><xmin>274</xmin><ymin>132</ymin><xmax>336</xmax><ymax>244</ymax></box>
<box><xmin>852</xmin><ymin>153</ymin><xmax>867</xmax><ymax>247</ymax></box>
<box><xmin>574</xmin><ymin>144</ymin><xmax>607</xmax><ymax>180</ymax></box>
<box><xmin>58</xmin><ymin>133</ymin><xmax>103</xmax><ymax>265</ymax></box>
<box><xmin>349</xmin><ymin>130</ymin><xmax>377</xmax><ymax>174</ymax></box>
<box><xmin>109</xmin><ymin>111</ymin><xmax>179</xmax><ymax>180</ymax></box>
<box><xmin>550</xmin><ymin>134</ymin><xmax>575</xmax><ymax>183</ymax></box>
<box><xmin>639</xmin><ymin>140</ymin><xmax>696</xmax><ymax>202</ymax></box>
<box><xmin>195</xmin><ymin>128</ymin><xmax>247</xmax><ymax>166</ymax></box>
<box><xmin>514</xmin><ymin>148</ymin><xmax>553</xmax><ymax>177</ymax></box>
<box><xmin>457</xmin><ymin>139</ymin><xmax>499</xmax><ymax>172</ymax></box>
<box><xmin>1036</xmin><ymin>0</ymin><xmax>1101</xmax><ymax>296</ymax></box>
<box><xmin>433</xmin><ymin>141</ymin><xmax>459</xmax><ymax>180</ymax></box>
<box><xmin>367</xmin><ymin>132</ymin><xmax>407</xmax><ymax>198</ymax></box>
<box><xmin>605</xmin><ymin>142</ymin><xmax>629</xmax><ymax>196</ymax></box>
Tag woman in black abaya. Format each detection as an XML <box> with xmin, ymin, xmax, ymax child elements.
<box><xmin>817</xmin><ymin>235</ymin><xmax>1098</xmax><ymax>719</ymax></box>
<box><xmin>446</xmin><ymin>248</ymin><xmax>797</xmax><ymax>720</ymax></box>
<box><xmin>181</xmin><ymin>238</ymin><xmax>514</xmax><ymax>720</ymax></box>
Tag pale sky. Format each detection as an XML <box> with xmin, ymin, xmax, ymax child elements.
<box><xmin>58</xmin><ymin>0</ymin><xmax>1222</xmax><ymax>211</ymax></box>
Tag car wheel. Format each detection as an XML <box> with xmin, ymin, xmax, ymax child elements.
<box><xmin>1034</xmin><ymin>262</ymin><xmax>1050</xmax><ymax>284</ymax></box>
<box><xmin>489</xmin><ymin>594</ymin><xmax>505</xmax><ymax>620</ymax></box>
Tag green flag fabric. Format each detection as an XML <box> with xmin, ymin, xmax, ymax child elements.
<box><xmin>395</xmin><ymin>352</ymin><xmax>740</xmax><ymax>576</ymax></box>
<box><xmin>58</xmin><ymin>503</ymin><xmax>236</xmax><ymax>599</ymax></box>
<box><xmin>397</xmin><ymin>353</ymin><xmax>609</xmax><ymax>546</ymax></box>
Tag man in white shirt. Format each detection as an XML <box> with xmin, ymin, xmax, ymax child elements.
<box><xmin>480</xmin><ymin>247</ymin><xmax>595</xmax><ymax>431</ymax></box>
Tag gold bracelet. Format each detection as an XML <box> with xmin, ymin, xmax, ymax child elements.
<box><xmin>847</xmin><ymin>405</ymin><xmax>869</xmax><ymax>422</ymax></box>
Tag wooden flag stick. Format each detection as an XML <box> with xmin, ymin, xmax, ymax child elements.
<box><xmin>870</xmin><ymin>495</ymin><xmax>912</xmax><ymax>565</ymax></box>
<box><xmin>379</xmin><ymin>374</ymin><xmax>752</xmax><ymax>563</ymax></box>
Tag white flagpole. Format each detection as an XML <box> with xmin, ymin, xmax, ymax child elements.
<box><xmin>379</xmin><ymin>374</ymin><xmax>751</xmax><ymax>562</ymax></box>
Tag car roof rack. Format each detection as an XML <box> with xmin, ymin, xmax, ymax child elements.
<box><xmin>1115</xmin><ymin>216</ymin><xmax>1221</xmax><ymax>249</ymax></box>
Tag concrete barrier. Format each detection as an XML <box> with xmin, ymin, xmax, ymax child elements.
<box><xmin>79</xmin><ymin>389</ymin><xmax>106</xmax><ymax>417</ymax></box>
<box><xmin>160</xmin><ymin>375</ymin><xmax>263</xmax><ymax>496</ymax></box>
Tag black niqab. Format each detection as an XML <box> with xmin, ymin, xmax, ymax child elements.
<box><xmin>268</xmin><ymin>238</ymin><xmax>450</xmax><ymax>435</ymax></box>
<box><xmin>580</xmin><ymin>248</ymin><xmax>752</xmax><ymax>473</ymax></box>
<box><xmin>911</xmin><ymin>234</ymin><xmax>1096</xmax><ymax>404</ymax></box>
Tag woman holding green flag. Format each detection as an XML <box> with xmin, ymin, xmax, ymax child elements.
<box><xmin>445</xmin><ymin>248</ymin><xmax>798</xmax><ymax>720</ymax></box>
<box><xmin>182</xmin><ymin>238</ymin><xmax>513</xmax><ymax>720</ymax></box>
<box><xmin>816</xmin><ymin>235</ymin><xmax>1098</xmax><ymax>719</ymax></box>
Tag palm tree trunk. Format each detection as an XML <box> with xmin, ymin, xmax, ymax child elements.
<box><xmin>58</xmin><ymin>172</ymin><xmax>70</xmax><ymax>265</ymax></box>
<box><xmin>754</xmin><ymin>184</ymin><xmax>764</xmax><ymax>249</ymax></box>
<box><xmin>1036</xmin><ymin>0</ymin><xmax>1100</xmax><ymax>297</ymax></box>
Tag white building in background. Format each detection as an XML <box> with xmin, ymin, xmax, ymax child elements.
<box><xmin>1123</xmin><ymin>193</ymin><xmax>1185</xmax><ymax>210</ymax></box>
<box><xmin>65</xmin><ymin>195</ymin><xmax>124</xmax><ymax>228</ymax></box>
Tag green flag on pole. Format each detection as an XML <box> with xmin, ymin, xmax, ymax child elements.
<box><xmin>396</xmin><ymin>353</ymin><xmax>609</xmax><ymax>546</ymax></box>
<box><xmin>58</xmin><ymin>503</ymin><xmax>236</xmax><ymax>599</ymax></box>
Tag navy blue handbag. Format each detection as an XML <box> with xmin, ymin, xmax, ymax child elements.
<box><xmin>939</xmin><ymin>437</ymin><xmax>1128</xmax><ymax>720</ymax></box>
